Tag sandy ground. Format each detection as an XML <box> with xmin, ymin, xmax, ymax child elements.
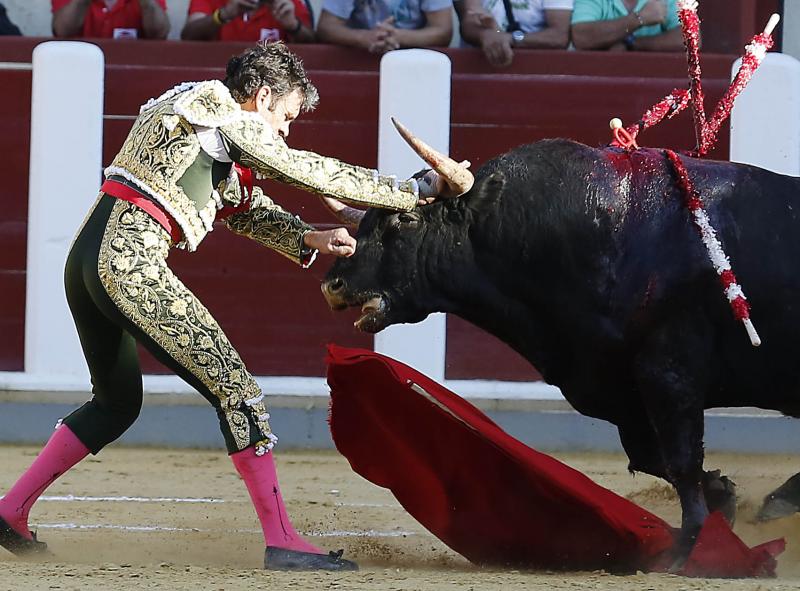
<box><xmin>1</xmin><ymin>446</ymin><xmax>800</xmax><ymax>590</ymax></box>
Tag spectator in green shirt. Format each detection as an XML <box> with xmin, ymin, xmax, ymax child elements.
<box><xmin>571</xmin><ymin>0</ymin><xmax>685</xmax><ymax>51</ymax></box>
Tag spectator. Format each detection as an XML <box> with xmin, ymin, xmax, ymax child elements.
<box><xmin>456</xmin><ymin>0</ymin><xmax>572</xmax><ymax>68</ymax></box>
<box><xmin>52</xmin><ymin>0</ymin><xmax>169</xmax><ymax>39</ymax></box>
<box><xmin>0</xmin><ymin>3</ymin><xmax>21</xmax><ymax>35</ymax></box>
<box><xmin>182</xmin><ymin>0</ymin><xmax>315</xmax><ymax>43</ymax></box>
<box><xmin>316</xmin><ymin>0</ymin><xmax>452</xmax><ymax>54</ymax></box>
<box><xmin>571</xmin><ymin>0</ymin><xmax>684</xmax><ymax>51</ymax></box>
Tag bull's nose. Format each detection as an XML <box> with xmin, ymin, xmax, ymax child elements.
<box><xmin>321</xmin><ymin>277</ymin><xmax>348</xmax><ymax>309</ymax></box>
<box><xmin>323</xmin><ymin>277</ymin><xmax>345</xmax><ymax>295</ymax></box>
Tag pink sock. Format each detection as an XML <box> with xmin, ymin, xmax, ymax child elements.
<box><xmin>0</xmin><ymin>425</ymin><xmax>90</xmax><ymax>539</ymax></box>
<box><xmin>231</xmin><ymin>447</ymin><xmax>322</xmax><ymax>554</ymax></box>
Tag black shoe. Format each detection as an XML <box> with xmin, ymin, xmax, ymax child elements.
<box><xmin>0</xmin><ymin>516</ymin><xmax>48</xmax><ymax>557</ymax></box>
<box><xmin>264</xmin><ymin>547</ymin><xmax>359</xmax><ymax>571</ymax></box>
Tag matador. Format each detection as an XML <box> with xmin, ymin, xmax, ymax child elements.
<box><xmin>0</xmin><ymin>42</ymin><xmax>451</xmax><ymax>571</ymax></box>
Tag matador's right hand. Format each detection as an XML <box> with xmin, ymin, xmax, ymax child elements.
<box><xmin>304</xmin><ymin>228</ymin><xmax>357</xmax><ymax>257</ymax></box>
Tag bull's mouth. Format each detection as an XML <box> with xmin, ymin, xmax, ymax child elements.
<box><xmin>353</xmin><ymin>295</ymin><xmax>387</xmax><ymax>333</ymax></box>
<box><xmin>322</xmin><ymin>281</ymin><xmax>390</xmax><ymax>333</ymax></box>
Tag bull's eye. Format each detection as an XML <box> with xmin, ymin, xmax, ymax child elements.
<box><xmin>397</xmin><ymin>212</ymin><xmax>420</xmax><ymax>226</ymax></box>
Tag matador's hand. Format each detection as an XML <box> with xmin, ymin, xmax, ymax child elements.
<box><xmin>304</xmin><ymin>228</ymin><xmax>357</xmax><ymax>257</ymax></box>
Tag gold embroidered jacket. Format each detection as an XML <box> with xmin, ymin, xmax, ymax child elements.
<box><xmin>222</xmin><ymin>173</ymin><xmax>316</xmax><ymax>266</ymax></box>
<box><xmin>105</xmin><ymin>80</ymin><xmax>419</xmax><ymax>255</ymax></box>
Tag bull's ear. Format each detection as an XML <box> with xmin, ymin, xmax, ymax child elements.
<box><xmin>466</xmin><ymin>171</ymin><xmax>505</xmax><ymax>213</ymax></box>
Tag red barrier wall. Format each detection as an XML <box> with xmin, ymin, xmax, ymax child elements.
<box><xmin>0</xmin><ymin>30</ymin><xmax>767</xmax><ymax>380</ymax></box>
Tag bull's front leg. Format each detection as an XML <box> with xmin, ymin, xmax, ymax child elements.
<box><xmin>635</xmin><ymin>328</ymin><xmax>712</xmax><ymax>560</ymax></box>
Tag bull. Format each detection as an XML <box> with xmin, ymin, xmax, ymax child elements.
<box><xmin>321</xmin><ymin>124</ymin><xmax>800</xmax><ymax>553</ymax></box>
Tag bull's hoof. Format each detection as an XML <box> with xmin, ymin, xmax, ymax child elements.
<box><xmin>0</xmin><ymin>516</ymin><xmax>48</xmax><ymax>557</ymax></box>
<box><xmin>756</xmin><ymin>473</ymin><xmax>800</xmax><ymax>522</ymax></box>
<box><xmin>264</xmin><ymin>547</ymin><xmax>359</xmax><ymax>571</ymax></box>
<box><xmin>703</xmin><ymin>470</ymin><xmax>737</xmax><ymax>525</ymax></box>
<box><xmin>665</xmin><ymin>531</ymin><xmax>697</xmax><ymax>574</ymax></box>
<box><xmin>757</xmin><ymin>498</ymin><xmax>798</xmax><ymax>522</ymax></box>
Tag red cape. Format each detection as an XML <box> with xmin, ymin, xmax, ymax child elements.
<box><xmin>326</xmin><ymin>344</ymin><xmax>784</xmax><ymax>576</ymax></box>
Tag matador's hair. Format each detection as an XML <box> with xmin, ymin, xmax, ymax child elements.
<box><xmin>223</xmin><ymin>41</ymin><xmax>319</xmax><ymax>112</ymax></box>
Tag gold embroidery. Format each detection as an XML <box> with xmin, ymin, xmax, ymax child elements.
<box><xmin>219</xmin><ymin>116</ymin><xmax>419</xmax><ymax>211</ymax></box>
<box><xmin>96</xmin><ymin>200</ymin><xmax>273</xmax><ymax>451</ymax></box>
<box><xmin>173</xmin><ymin>80</ymin><xmax>240</xmax><ymax>128</ymax></box>
<box><xmin>107</xmin><ymin>79</ymin><xmax>417</xmax><ymax>255</ymax></box>
<box><xmin>106</xmin><ymin>97</ymin><xmax>208</xmax><ymax>251</ymax></box>
<box><xmin>223</xmin><ymin>186</ymin><xmax>314</xmax><ymax>265</ymax></box>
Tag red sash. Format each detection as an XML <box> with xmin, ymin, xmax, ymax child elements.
<box><xmin>101</xmin><ymin>179</ymin><xmax>183</xmax><ymax>243</ymax></box>
<box><xmin>216</xmin><ymin>164</ymin><xmax>254</xmax><ymax>220</ymax></box>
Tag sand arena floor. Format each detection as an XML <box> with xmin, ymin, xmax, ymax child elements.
<box><xmin>1</xmin><ymin>446</ymin><xmax>800</xmax><ymax>590</ymax></box>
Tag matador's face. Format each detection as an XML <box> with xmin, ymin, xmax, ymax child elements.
<box><xmin>260</xmin><ymin>87</ymin><xmax>304</xmax><ymax>140</ymax></box>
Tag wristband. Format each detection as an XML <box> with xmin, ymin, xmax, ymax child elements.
<box><xmin>211</xmin><ymin>8</ymin><xmax>227</xmax><ymax>26</ymax></box>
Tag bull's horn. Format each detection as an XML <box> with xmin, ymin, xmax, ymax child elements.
<box><xmin>391</xmin><ymin>117</ymin><xmax>474</xmax><ymax>196</ymax></box>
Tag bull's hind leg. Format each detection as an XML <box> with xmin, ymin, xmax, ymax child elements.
<box><xmin>757</xmin><ymin>473</ymin><xmax>800</xmax><ymax>521</ymax></box>
<box><xmin>703</xmin><ymin>469</ymin><xmax>737</xmax><ymax>524</ymax></box>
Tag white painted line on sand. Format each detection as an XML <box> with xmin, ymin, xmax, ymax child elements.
<box><xmin>34</xmin><ymin>522</ymin><xmax>418</xmax><ymax>537</ymax></box>
<box><xmin>38</xmin><ymin>495</ymin><xmax>229</xmax><ymax>504</ymax></box>
<box><xmin>335</xmin><ymin>502</ymin><xmax>399</xmax><ymax>508</ymax></box>
<box><xmin>307</xmin><ymin>530</ymin><xmax>417</xmax><ymax>538</ymax></box>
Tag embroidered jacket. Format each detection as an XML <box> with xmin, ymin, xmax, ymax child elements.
<box><xmin>105</xmin><ymin>80</ymin><xmax>419</xmax><ymax>257</ymax></box>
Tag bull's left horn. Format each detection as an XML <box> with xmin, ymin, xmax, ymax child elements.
<box><xmin>391</xmin><ymin>117</ymin><xmax>474</xmax><ymax>196</ymax></box>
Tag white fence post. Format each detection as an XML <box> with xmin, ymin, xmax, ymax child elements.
<box><xmin>25</xmin><ymin>41</ymin><xmax>104</xmax><ymax>386</ymax></box>
<box><xmin>730</xmin><ymin>52</ymin><xmax>800</xmax><ymax>176</ymax></box>
<box><xmin>375</xmin><ymin>49</ymin><xmax>451</xmax><ymax>382</ymax></box>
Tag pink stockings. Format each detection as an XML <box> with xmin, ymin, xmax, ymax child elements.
<box><xmin>230</xmin><ymin>447</ymin><xmax>322</xmax><ymax>553</ymax></box>
<box><xmin>0</xmin><ymin>425</ymin><xmax>90</xmax><ymax>539</ymax></box>
<box><xmin>1</xmin><ymin>428</ymin><xmax>318</xmax><ymax>553</ymax></box>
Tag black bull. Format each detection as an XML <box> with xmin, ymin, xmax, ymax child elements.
<box><xmin>322</xmin><ymin>138</ymin><xmax>800</xmax><ymax>549</ymax></box>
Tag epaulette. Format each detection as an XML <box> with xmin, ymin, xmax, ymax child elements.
<box><xmin>173</xmin><ymin>80</ymin><xmax>241</xmax><ymax>128</ymax></box>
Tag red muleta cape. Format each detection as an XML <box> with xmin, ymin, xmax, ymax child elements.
<box><xmin>326</xmin><ymin>344</ymin><xmax>784</xmax><ymax>577</ymax></box>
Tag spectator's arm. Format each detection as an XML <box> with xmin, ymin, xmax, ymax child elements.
<box><xmin>571</xmin><ymin>12</ymin><xmax>637</xmax><ymax>49</ymax></box>
<box><xmin>629</xmin><ymin>26</ymin><xmax>685</xmax><ymax>52</ymax></box>
<box><xmin>316</xmin><ymin>9</ymin><xmax>376</xmax><ymax>50</ymax></box>
<box><xmin>286</xmin><ymin>20</ymin><xmax>315</xmax><ymax>42</ymax></box>
<box><xmin>181</xmin><ymin>11</ymin><xmax>222</xmax><ymax>40</ymax></box>
<box><xmin>393</xmin><ymin>7</ymin><xmax>452</xmax><ymax>47</ymax></box>
<box><xmin>139</xmin><ymin>0</ymin><xmax>170</xmax><ymax>39</ymax></box>
<box><xmin>52</xmin><ymin>0</ymin><xmax>91</xmax><ymax>37</ymax></box>
<box><xmin>271</xmin><ymin>0</ymin><xmax>315</xmax><ymax>42</ymax></box>
<box><xmin>453</xmin><ymin>0</ymin><xmax>487</xmax><ymax>46</ymax></box>
<box><xmin>514</xmin><ymin>9</ymin><xmax>570</xmax><ymax>49</ymax></box>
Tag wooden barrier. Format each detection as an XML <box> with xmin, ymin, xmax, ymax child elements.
<box><xmin>0</xmin><ymin>38</ymin><xmax>751</xmax><ymax>381</ymax></box>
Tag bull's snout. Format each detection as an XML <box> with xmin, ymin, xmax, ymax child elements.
<box><xmin>321</xmin><ymin>277</ymin><xmax>348</xmax><ymax>310</ymax></box>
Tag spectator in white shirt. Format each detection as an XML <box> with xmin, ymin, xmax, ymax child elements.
<box><xmin>456</xmin><ymin>0</ymin><xmax>572</xmax><ymax>67</ymax></box>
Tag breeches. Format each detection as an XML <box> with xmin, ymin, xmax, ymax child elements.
<box><xmin>63</xmin><ymin>194</ymin><xmax>274</xmax><ymax>455</ymax></box>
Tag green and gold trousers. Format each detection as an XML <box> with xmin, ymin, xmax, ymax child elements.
<box><xmin>63</xmin><ymin>194</ymin><xmax>275</xmax><ymax>455</ymax></box>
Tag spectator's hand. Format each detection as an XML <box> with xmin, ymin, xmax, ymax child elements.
<box><xmin>221</xmin><ymin>0</ymin><xmax>260</xmax><ymax>21</ymax></box>
<box><xmin>304</xmin><ymin>228</ymin><xmax>357</xmax><ymax>257</ymax></box>
<box><xmin>367</xmin><ymin>17</ymin><xmax>400</xmax><ymax>53</ymax></box>
<box><xmin>637</xmin><ymin>0</ymin><xmax>667</xmax><ymax>26</ymax></box>
<box><xmin>479</xmin><ymin>29</ymin><xmax>514</xmax><ymax>68</ymax></box>
<box><xmin>268</xmin><ymin>0</ymin><xmax>299</xmax><ymax>30</ymax></box>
